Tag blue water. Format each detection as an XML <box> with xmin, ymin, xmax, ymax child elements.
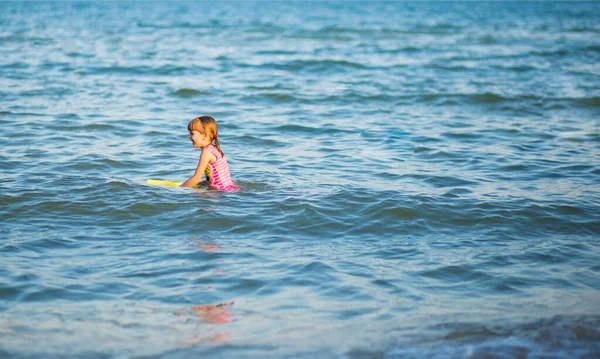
<box><xmin>1</xmin><ymin>1</ymin><xmax>599</xmax><ymax>358</ymax></box>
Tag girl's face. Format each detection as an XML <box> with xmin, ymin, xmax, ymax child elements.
<box><xmin>189</xmin><ymin>130</ymin><xmax>209</xmax><ymax>148</ymax></box>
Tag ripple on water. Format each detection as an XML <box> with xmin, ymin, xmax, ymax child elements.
<box><xmin>171</xmin><ymin>88</ymin><xmax>212</xmax><ymax>98</ymax></box>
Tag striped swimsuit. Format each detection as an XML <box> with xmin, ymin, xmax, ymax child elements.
<box><xmin>203</xmin><ymin>145</ymin><xmax>236</xmax><ymax>191</ymax></box>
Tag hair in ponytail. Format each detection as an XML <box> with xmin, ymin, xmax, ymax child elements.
<box><xmin>213</xmin><ymin>136</ymin><xmax>223</xmax><ymax>157</ymax></box>
<box><xmin>187</xmin><ymin>115</ymin><xmax>224</xmax><ymax>157</ymax></box>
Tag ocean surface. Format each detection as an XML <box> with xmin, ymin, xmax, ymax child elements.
<box><xmin>1</xmin><ymin>1</ymin><xmax>599</xmax><ymax>358</ymax></box>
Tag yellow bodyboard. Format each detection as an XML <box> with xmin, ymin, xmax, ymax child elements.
<box><xmin>146</xmin><ymin>179</ymin><xmax>183</xmax><ymax>187</ymax></box>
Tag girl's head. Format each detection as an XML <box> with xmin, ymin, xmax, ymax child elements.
<box><xmin>187</xmin><ymin>116</ymin><xmax>224</xmax><ymax>156</ymax></box>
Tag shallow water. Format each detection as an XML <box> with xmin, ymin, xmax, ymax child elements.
<box><xmin>1</xmin><ymin>1</ymin><xmax>599</xmax><ymax>358</ymax></box>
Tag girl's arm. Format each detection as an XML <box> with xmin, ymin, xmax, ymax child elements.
<box><xmin>180</xmin><ymin>149</ymin><xmax>216</xmax><ymax>188</ymax></box>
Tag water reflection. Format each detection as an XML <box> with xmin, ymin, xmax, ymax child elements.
<box><xmin>175</xmin><ymin>237</ymin><xmax>234</xmax><ymax>345</ymax></box>
<box><xmin>189</xmin><ymin>236</ymin><xmax>222</xmax><ymax>252</ymax></box>
<box><xmin>174</xmin><ymin>302</ymin><xmax>235</xmax><ymax>345</ymax></box>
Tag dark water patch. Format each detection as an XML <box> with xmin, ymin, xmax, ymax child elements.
<box><xmin>443</xmin><ymin>187</ymin><xmax>473</xmax><ymax>198</ymax></box>
<box><xmin>404</xmin><ymin>316</ymin><xmax>600</xmax><ymax>358</ymax></box>
<box><xmin>422</xmin><ymin>175</ymin><xmax>477</xmax><ymax>188</ymax></box>
<box><xmin>413</xmin><ymin>150</ymin><xmax>469</xmax><ymax>162</ymax></box>
<box><xmin>398</xmin><ymin>93</ymin><xmax>535</xmax><ymax>107</ymax></box>
<box><xmin>241</xmin><ymin>92</ymin><xmax>297</xmax><ymax>104</ymax></box>
<box><xmin>47</xmin><ymin>122</ymin><xmax>118</xmax><ymax>132</ymax></box>
<box><xmin>317</xmin><ymin>92</ymin><xmax>397</xmax><ymax>105</ymax></box>
<box><xmin>553</xmin><ymin>164</ymin><xmax>596</xmax><ymax>175</ymax></box>
<box><xmin>0</xmin><ymin>110</ymin><xmax>47</xmax><ymax>119</ymax></box>
<box><xmin>271</xmin><ymin>124</ymin><xmax>320</xmax><ymax>134</ymax></box>
<box><xmin>568</xmin><ymin>26</ymin><xmax>600</xmax><ymax>33</ymax></box>
<box><xmin>170</xmin><ymin>88</ymin><xmax>211</xmax><ymax>98</ymax></box>
<box><xmin>581</xmin><ymin>44</ymin><xmax>600</xmax><ymax>53</ymax></box>
<box><xmin>424</xmin><ymin>63</ymin><xmax>474</xmax><ymax>72</ymax></box>
<box><xmin>467</xmin><ymin>93</ymin><xmax>514</xmax><ymax>104</ymax></box>
<box><xmin>62</xmin><ymin>156</ymin><xmax>140</xmax><ymax>173</ymax></box>
<box><xmin>21</xmin><ymin>285</ymin><xmax>108</xmax><ymax>303</ymax></box>
<box><xmin>247</xmin><ymin>83</ymin><xmax>295</xmax><ymax>91</ymax></box>
<box><xmin>561</xmin><ymin>136</ymin><xmax>586</xmax><ymax>143</ymax></box>
<box><xmin>136</xmin><ymin>20</ymin><xmax>221</xmax><ymax>30</ymax></box>
<box><xmin>574</xmin><ymin>96</ymin><xmax>600</xmax><ymax>108</ymax></box>
<box><xmin>39</xmin><ymin>61</ymin><xmax>72</xmax><ymax>69</ymax></box>
<box><xmin>55</xmin><ymin>113</ymin><xmax>81</xmax><ymax>120</ymax></box>
<box><xmin>254</xmin><ymin>49</ymin><xmax>305</xmax><ymax>55</ymax></box>
<box><xmin>413</xmin><ymin>146</ymin><xmax>434</xmax><ymax>154</ymax></box>
<box><xmin>505</xmin><ymin>64</ymin><xmax>538</xmax><ymax>73</ymax></box>
<box><xmin>237</xmin><ymin>135</ymin><xmax>288</xmax><ymax>148</ymax></box>
<box><xmin>500</xmin><ymin>164</ymin><xmax>528</xmax><ymax>172</ymax></box>
<box><xmin>64</xmin><ymin>51</ymin><xmax>95</xmax><ymax>59</ymax></box>
<box><xmin>255</xmin><ymin>59</ymin><xmax>368</xmax><ymax>73</ymax></box>
<box><xmin>379</xmin><ymin>45</ymin><xmax>422</xmax><ymax>54</ymax></box>
<box><xmin>19</xmin><ymin>87</ymin><xmax>73</xmax><ymax>98</ymax></box>
<box><xmin>291</xmin><ymin>261</ymin><xmax>339</xmax><ymax>284</ymax></box>
<box><xmin>222</xmin><ymin>278</ymin><xmax>266</xmax><ymax>297</ymax></box>
<box><xmin>414</xmin><ymin>22</ymin><xmax>466</xmax><ymax>34</ymax></box>
<box><xmin>78</xmin><ymin>64</ymin><xmax>189</xmax><ymax>76</ymax></box>
<box><xmin>544</xmin><ymin>101</ymin><xmax>569</xmax><ymax>110</ymax></box>
<box><xmin>411</xmin><ymin>135</ymin><xmax>442</xmax><ymax>144</ymax></box>
<box><xmin>441</xmin><ymin>131</ymin><xmax>481</xmax><ymax>141</ymax></box>
<box><xmin>0</xmin><ymin>62</ymin><xmax>31</xmax><ymax>69</ymax></box>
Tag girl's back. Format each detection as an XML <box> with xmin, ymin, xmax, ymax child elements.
<box><xmin>203</xmin><ymin>145</ymin><xmax>235</xmax><ymax>191</ymax></box>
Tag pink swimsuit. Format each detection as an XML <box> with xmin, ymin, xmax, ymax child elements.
<box><xmin>203</xmin><ymin>145</ymin><xmax>236</xmax><ymax>191</ymax></box>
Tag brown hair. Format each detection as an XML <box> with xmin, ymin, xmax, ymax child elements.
<box><xmin>187</xmin><ymin>116</ymin><xmax>224</xmax><ymax>157</ymax></box>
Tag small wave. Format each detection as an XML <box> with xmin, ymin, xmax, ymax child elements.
<box><xmin>285</xmin><ymin>25</ymin><xmax>463</xmax><ymax>41</ymax></box>
<box><xmin>171</xmin><ymin>88</ymin><xmax>210</xmax><ymax>98</ymax></box>
<box><xmin>256</xmin><ymin>59</ymin><xmax>367</xmax><ymax>72</ymax></box>
<box><xmin>441</xmin><ymin>131</ymin><xmax>482</xmax><ymax>140</ymax></box>
<box><xmin>568</xmin><ymin>26</ymin><xmax>600</xmax><ymax>33</ymax></box>
<box><xmin>419</xmin><ymin>264</ymin><xmax>493</xmax><ymax>283</ymax></box>
<box><xmin>506</xmin><ymin>65</ymin><xmax>538</xmax><ymax>72</ymax></box>
<box><xmin>574</xmin><ymin>97</ymin><xmax>600</xmax><ymax>107</ymax></box>
<box><xmin>253</xmin><ymin>49</ymin><xmax>298</xmax><ymax>56</ymax></box>
<box><xmin>19</xmin><ymin>87</ymin><xmax>72</xmax><ymax>98</ymax></box>
<box><xmin>531</xmin><ymin>48</ymin><xmax>570</xmax><ymax>57</ymax></box>
<box><xmin>241</xmin><ymin>93</ymin><xmax>297</xmax><ymax>104</ymax></box>
<box><xmin>390</xmin><ymin>316</ymin><xmax>600</xmax><ymax>359</ymax></box>
<box><xmin>64</xmin><ymin>51</ymin><xmax>94</xmax><ymax>59</ymax></box>
<box><xmin>536</xmin><ymin>96</ymin><xmax>600</xmax><ymax>109</ymax></box>
<box><xmin>237</xmin><ymin>135</ymin><xmax>287</xmax><ymax>148</ymax></box>
<box><xmin>413</xmin><ymin>22</ymin><xmax>466</xmax><ymax>34</ymax></box>
<box><xmin>413</xmin><ymin>146</ymin><xmax>434</xmax><ymax>154</ymax></box>
<box><xmin>405</xmin><ymin>92</ymin><xmax>538</xmax><ymax>106</ymax></box>
<box><xmin>0</xmin><ymin>111</ymin><xmax>47</xmax><ymax>117</ymax></box>
<box><xmin>80</xmin><ymin>64</ymin><xmax>188</xmax><ymax>76</ymax></box>
<box><xmin>309</xmin><ymin>92</ymin><xmax>396</xmax><ymax>105</ymax></box>
<box><xmin>423</xmin><ymin>175</ymin><xmax>478</xmax><ymax>188</ymax></box>
<box><xmin>1</xmin><ymin>62</ymin><xmax>30</xmax><ymax>70</ymax></box>
<box><xmin>46</xmin><ymin>123</ymin><xmax>117</xmax><ymax>132</ymax></box>
<box><xmin>374</xmin><ymin>46</ymin><xmax>422</xmax><ymax>54</ymax></box>
<box><xmin>584</xmin><ymin>45</ymin><xmax>600</xmax><ymax>52</ymax></box>
<box><xmin>136</xmin><ymin>20</ymin><xmax>220</xmax><ymax>30</ymax></box>
<box><xmin>467</xmin><ymin>93</ymin><xmax>511</xmax><ymax>104</ymax></box>
<box><xmin>272</xmin><ymin>124</ymin><xmax>319</xmax><ymax>133</ymax></box>
<box><xmin>424</xmin><ymin>63</ymin><xmax>473</xmax><ymax>72</ymax></box>
<box><xmin>247</xmin><ymin>83</ymin><xmax>293</xmax><ymax>91</ymax></box>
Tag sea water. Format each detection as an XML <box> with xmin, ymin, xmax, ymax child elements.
<box><xmin>1</xmin><ymin>1</ymin><xmax>599</xmax><ymax>358</ymax></box>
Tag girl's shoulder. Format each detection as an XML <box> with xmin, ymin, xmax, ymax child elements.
<box><xmin>203</xmin><ymin>145</ymin><xmax>221</xmax><ymax>159</ymax></box>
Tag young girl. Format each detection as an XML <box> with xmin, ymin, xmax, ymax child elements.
<box><xmin>180</xmin><ymin>116</ymin><xmax>236</xmax><ymax>191</ymax></box>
